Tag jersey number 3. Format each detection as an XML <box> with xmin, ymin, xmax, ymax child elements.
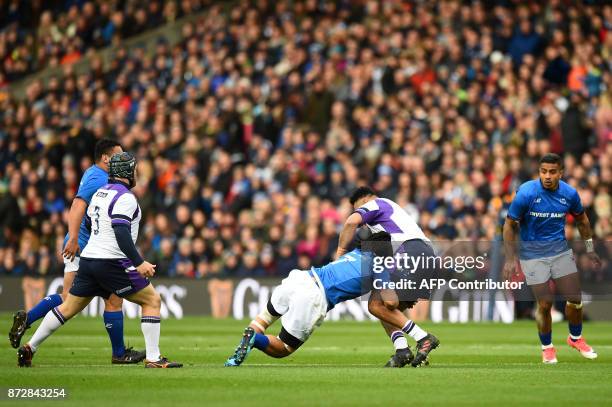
<box><xmin>92</xmin><ymin>206</ymin><xmax>101</xmax><ymax>235</ymax></box>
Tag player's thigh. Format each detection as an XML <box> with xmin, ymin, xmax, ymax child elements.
<box><xmin>279</xmin><ymin>272</ymin><xmax>327</xmax><ymax>348</ymax></box>
<box><xmin>270</xmin><ymin>269</ymin><xmax>301</xmax><ymax>315</ymax></box>
<box><xmin>62</xmin><ymin>271</ymin><xmax>76</xmax><ymax>298</ymax></box>
<box><xmin>125</xmin><ymin>284</ymin><xmax>160</xmax><ymax>308</ymax></box>
<box><xmin>551</xmin><ymin>250</ymin><xmax>580</xmax><ymax>298</ymax></box>
<box><xmin>553</xmin><ymin>271</ymin><xmax>582</xmax><ymax>303</ymax></box>
<box><xmin>520</xmin><ymin>257</ymin><xmax>552</xmax><ymax>286</ymax></box>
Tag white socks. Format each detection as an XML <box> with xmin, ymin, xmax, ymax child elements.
<box><xmin>141</xmin><ymin>316</ymin><xmax>161</xmax><ymax>361</ymax></box>
<box><xmin>402</xmin><ymin>320</ymin><xmax>428</xmax><ymax>341</ymax></box>
<box><xmin>29</xmin><ymin>307</ymin><xmax>65</xmax><ymax>352</ymax></box>
<box><xmin>390</xmin><ymin>331</ymin><xmax>408</xmax><ymax>350</ymax></box>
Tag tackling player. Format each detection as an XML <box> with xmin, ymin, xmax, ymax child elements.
<box><xmin>9</xmin><ymin>139</ymin><xmax>144</xmax><ymax>364</ymax></box>
<box><xmin>336</xmin><ymin>187</ymin><xmax>439</xmax><ymax>367</ymax></box>
<box><xmin>224</xmin><ymin>231</ymin><xmax>430</xmax><ymax>367</ymax></box>
<box><xmin>17</xmin><ymin>152</ymin><xmax>181</xmax><ymax>368</ymax></box>
<box><xmin>503</xmin><ymin>153</ymin><xmax>601</xmax><ymax>364</ymax></box>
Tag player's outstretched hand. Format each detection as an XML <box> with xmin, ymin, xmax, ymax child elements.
<box><xmin>63</xmin><ymin>238</ymin><xmax>80</xmax><ymax>261</ymax></box>
<box><xmin>588</xmin><ymin>252</ymin><xmax>602</xmax><ymax>270</ymax></box>
<box><xmin>136</xmin><ymin>261</ymin><xmax>156</xmax><ymax>278</ymax></box>
<box><xmin>502</xmin><ymin>260</ymin><xmax>516</xmax><ymax>281</ymax></box>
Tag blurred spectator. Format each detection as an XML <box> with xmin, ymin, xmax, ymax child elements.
<box><xmin>0</xmin><ymin>0</ymin><xmax>208</xmax><ymax>82</ymax></box>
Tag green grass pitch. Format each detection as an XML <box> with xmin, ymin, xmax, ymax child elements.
<box><xmin>1</xmin><ymin>315</ymin><xmax>611</xmax><ymax>406</ymax></box>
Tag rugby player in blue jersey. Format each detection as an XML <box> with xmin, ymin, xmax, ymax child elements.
<box><xmin>9</xmin><ymin>139</ymin><xmax>145</xmax><ymax>364</ymax></box>
<box><xmin>503</xmin><ymin>153</ymin><xmax>602</xmax><ymax>364</ymax></box>
<box><xmin>224</xmin><ymin>230</ymin><xmax>429</xmax><ymax>367</ymax></box>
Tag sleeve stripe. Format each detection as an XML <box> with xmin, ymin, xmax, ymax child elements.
<box><xmin>111</xmin><ymin>214</ymin><xmax>132</xmax><ymax>221</ymax></box>
<box><xmin>111</xmin><ymin>218</ymin><xmax>131</xmax><ymax>225</ymax></box>
<box><xmin>506</xmin><ymin>214</ymin><xmax>521</xmax><ymax>221</ymax></box>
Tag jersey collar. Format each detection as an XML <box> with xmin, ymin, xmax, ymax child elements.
<box><xmin>108</xmin><ymin>179</ymin><xmax>130</xmax><ymax>189</ymax></box>
<box><xmin>538</xmin><ymin>179</ymin><xmax>559</xmax><ymax>192</ymax></box>
<box><xmin>93</xmin><ymin>163</ymin><xmax>108</xmax><ymax>174</ymax></box>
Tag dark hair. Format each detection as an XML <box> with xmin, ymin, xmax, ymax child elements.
<box><xmin>349</xmin><ymin>186</ymin><xmax>376</xmax><ymax>205</ymax></box>
<box><xmin>94</xmin><ymin>138</ymin><xmax>122</xmax><ymax>162</ymax></box>
<box><xmin>539</xmin><ymin>153</ymin><xmax>563</xmax><ymax>168</ymax></box>
<box><xmin>361</xmin><ymin>231</ymin><xmax>393</xmax><ymax>257</ymax></box>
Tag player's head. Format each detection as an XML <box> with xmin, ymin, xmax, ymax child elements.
<box><xmin>94</xmin><ymin>138</ymin><xmax>123</xmax><ymax>170</ymax></box>
<box><xmin>109</xmin><ymin>152</ymin><xmax>137</xmax><ymax>188</ymax></box>
<box><xmin>350</xmin><ymin>186</ymin><xmax>377</xmax><ymax>209</ymax></box>
<box><xmin>358</xmin><ymin>228</ymin><xmax>393</xmax><ymax>257</ymax></box>
<box><xmin>538</xmin><ymin>153</ymin><xmax>563</xmax><ymax>190</ymax></box>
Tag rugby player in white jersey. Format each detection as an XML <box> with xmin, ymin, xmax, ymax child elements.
<box><xmin>10</xmin><ymin>139</ymin><xmax>144</xmax><ymax>365</ymax></box>
<box><xmin>17</xmin><ymin>152</ymin><xmax>181</xmax><ymax>368</ymax></box>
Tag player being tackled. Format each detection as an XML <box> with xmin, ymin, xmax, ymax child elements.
<box><xmin>17</xmin><ymin>152</ymin><xmax>181</xmax><ymax>368</ymax></box>
<box><xmin>225</xmin><ymin>230</ymin><xmax>439</xmax><ymax>368</ymax></box>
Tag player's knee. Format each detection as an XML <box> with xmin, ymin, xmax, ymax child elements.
<box><xmin>383</xmin><ymin>299</ymin><xmax>399</xmax><ymax>310</ymax></box>
<box><xmin>61</xmin><ymin>284</ymin><xmax>71</xmax><ymax>301</ymax></box>
<box><xmin>104</xmin><ymin>295</ymin><xmax>123</xmax><ymax>312</ymax></box>
<box><xmin>537</xmin><ymin>300</ymin><xmax>553</xmax><ymax>313</ymax></box>
<box><xmin>148</xmin><ymin>291</ymin><xmax>162</xmax><ymax>310</ymax></box>
<box><xmin>58</xmin><ymin>302</ymin><xmax>77</xmax><ymax>320</ymax></box>
<box><xmin>368</xmin><ymin>299</ymin><xmax>382</xmax><ymax>317</ymax></box>
<box><xmin>368</xmin><ymin>299</ymin><xmax>394</xmax><ymax>317</ymax></box>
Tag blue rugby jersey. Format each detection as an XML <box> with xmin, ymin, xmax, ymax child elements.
<box><xmin>63</xmin><ymin>165</ymin><xmax>108</xmax><ymax>252</ymax></box>
<box><xmin>313</xmin><ymin>249</ymin><xmax>388</xmax><ymax>310</ymax></box>
<box><xmin>507</xmin><ymin>179</ymin><xmax>584</xmax><ymax>259</ymax></box>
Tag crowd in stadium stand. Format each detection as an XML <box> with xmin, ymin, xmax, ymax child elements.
<box><xmin>0</xmin><ymin>0</ymin><xmax>208</xmax><ymax>84</ymax></box>
<box><xmin>0</xmin><ymin>1</ymin><xmax>610</xmax><ymax>283</ymax></box>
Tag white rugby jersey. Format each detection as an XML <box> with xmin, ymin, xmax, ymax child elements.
<box><xmin>355</xmin><ymin>198</ymin><xmax>429</xmax><ymax>252</ymax></box>
<box><xmin>81</xmin><ymin>181</ymin><xmax>141</xmax><ymax>260</ymax></box>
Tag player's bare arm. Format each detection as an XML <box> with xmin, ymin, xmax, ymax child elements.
<box><xmin>62</xmin><ymin>198</ymin><xmax>88</xmax><ymax>261</ymax></box>
<box><xmin>335</xmin><ymin>212</ymin><xmax>362</xmax><ymax>259</ymax></box>
<box><xmin>574</xmin><ymin>212</ymin><xmax>602</xmax><ymax>269</ymax></box>
<box><xmin>502</xmin><ymin>217</ymin><xmax>520</xmax><ymax>280</ymax></box>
